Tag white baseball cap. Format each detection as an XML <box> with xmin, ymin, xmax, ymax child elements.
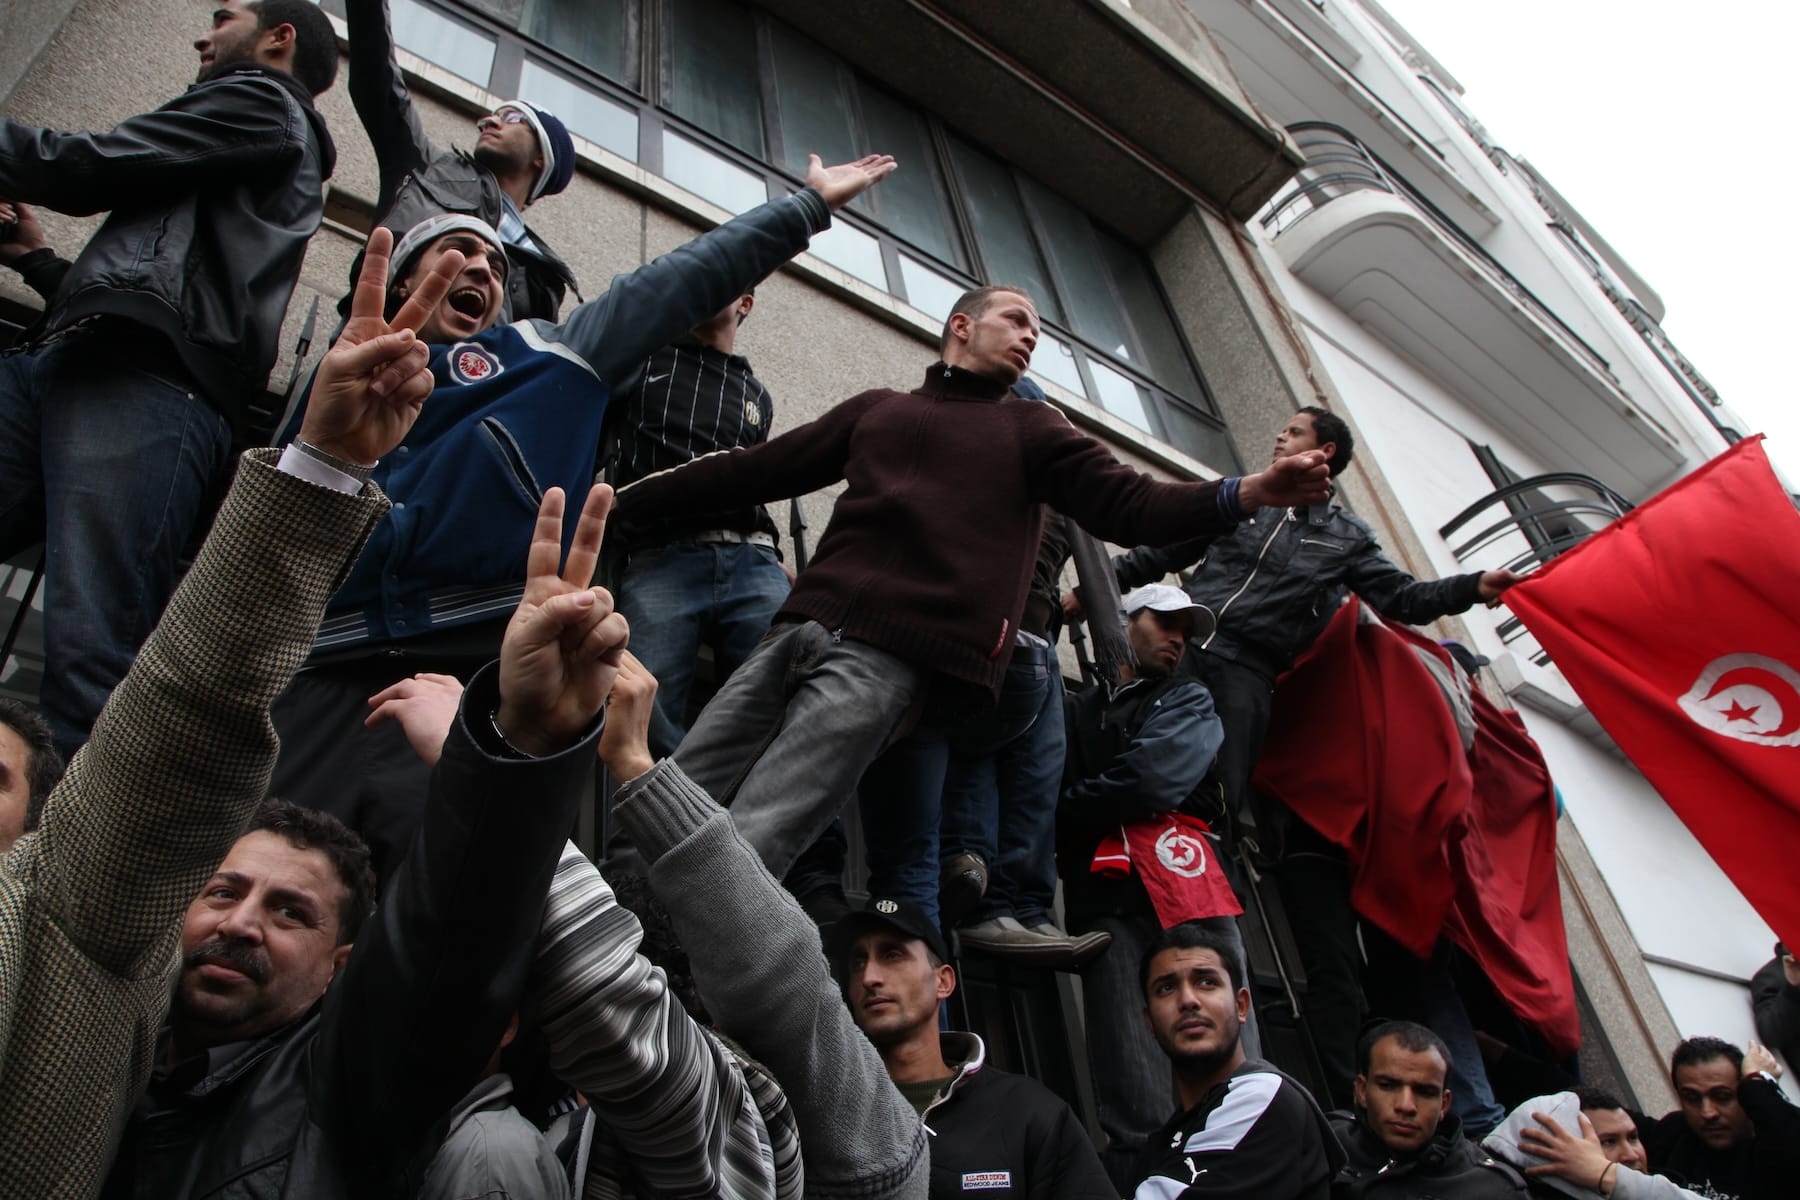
<box><xmin>1122</xmin><ymin>583</ymin><xmax>1216</xmax><ymax>641</ymax></box>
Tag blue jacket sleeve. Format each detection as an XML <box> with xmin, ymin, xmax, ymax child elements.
<box><xmin>312</xmin><ymin>661</ymin><xmax>603</xmax><ymax>1189</ymax></box>
<box><xmin>535</xmin><ymin>189</ymin><xmax>830</xmax><ymax>386</ymax></box>
<box><xmin>1060</xmin><ymin>682</ymin><xmax>1222</xmax><ymax>831</ymax></box>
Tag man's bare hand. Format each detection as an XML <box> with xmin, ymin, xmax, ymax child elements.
<box><xmin>0</xmin><ymin>201</ymin><xmax>48</xmax><ymax>268</ymax></box>
<box><xmin>1519</xmin><ymin>1112</ymin><xmax>1616</xmax><ymax>1193</ymax></box>
<box><xmin>805</xmin><ymin>153</ymin><xmax>898</xmax><ymax>210</ymax></box>
<box><xmin>497</xmin><ymin>484</ymin><xmax>627</xmax><ymax>756</ymax></box>
<box><xmin>1237</xmin><ymin>450</ymin><xmax>1331</xmax><ymax>512</ymax></box>
<box><xmin>1479</xmin><ymin>568</ymin><xmax>1524</xmax><ymax>605</ymax></box>
<box><xmin>1061</xmin><ymin>590</ymin><xmax>1085</xmax><ymax>622</ymax></box>
<box><xmin>366</xmin><ymin>673</ymin><xmax>466</xmax><ymax>769</ymax></box>
<box><xmin>1784</xmin><ymin>952</ymin><xmax>1800</xmax><ymax>989</ymax></box>
<box><xmin>597</xmin><ymin>652</ymin><xmax>658</xmax><ymax>784</ymax></box>
<box><xmin>298</xmin><ymin>226</ymin><xmax>462</xmax><ymax>466</ymax></box>
<box><xmin>1743</xmin><ymin>1040</ymin><xmax>1782</xmax><ymax>1080</ymax></box>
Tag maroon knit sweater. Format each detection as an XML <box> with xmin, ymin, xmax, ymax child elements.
<box><xmin>616</xmin><ymin>364</ymin><xmax>1242</xmax><ymax>691</ymax></box>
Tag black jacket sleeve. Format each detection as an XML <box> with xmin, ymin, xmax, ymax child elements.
<box><xmin>1341</xmin><ymin>533</ymin><xmax>1484</xmax><ymax>625</ymax></box>
<box><xmin>1114</xmin><ymin>536</ymin><xmax>1212</xmax><ymax>589</ymax></box>
<box><xmin>1034</xmin><ymin>1101</ymin><xmax>1116</xmax><ymax>1200</ymax></box>
<box><xmin>1751</xmin><ymin>956</ymin><xmax>1800</xmax><ymax>1067</ymax></box>
<box><xmin>1060</xmin><ymin>682</ymin><xmax>1222</xmax><ymax>833</ymax></box>
<box><xmin>345</xmin><ymin>0</ymin><xmax>436</xmax><ymax>215</ymax></box>
<box><xmin>311</xmin><ymin>661</ymin><xmax>602</xmax><ymax>1190</ymax></box>
<box><xmin>0</xmin><ymin>75</ymin><xmax>305</xmax><ymax>215</ymax></box>
<box><xmin>7</xmin><ymin>247</ymin><xmax>70</xmax><ymax>306</ymax></box>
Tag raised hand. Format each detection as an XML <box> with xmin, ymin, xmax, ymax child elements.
<box><xmin>1518</xmin><ymin>1111</ymin><xmax>1616</xmax><ymax>1193</ymax></box>
<box><xmin>297</xmin><ymin>226</ymin><xmax>463</xmax><ymax>466</ymax></box>
<box><xmin>1236</xmin><ymin>450</ymin><xmax>1331</xmax><ymax>511</ymax></box>
<box><xmin>365</xmin><ymin>673</ymin><xmax>466</xmax><ymax>769</ymax></box>
<box><xmin>597</xmin><ymin>652</ymin><xmax>658</xmax><ymax>784</ymax></box>
<box><xmin>804</xmin><ymin>153</ymin><xmax>898</xmax><ymax>210</ymax></box>
<box><xmin>497</xmin><ymin>484</ymin><xmax>628</xmax><ymax>756</ymax></box>
<box><xmin>0</xmin><ymin>201</ymin><xmax>48</xmax><ymax>268</ymax></box>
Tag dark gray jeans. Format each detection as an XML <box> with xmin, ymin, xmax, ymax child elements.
<box><xmin>672</xmin><ymin>620</ymin><xmax>922</xmax><ymax>878</ymax></box>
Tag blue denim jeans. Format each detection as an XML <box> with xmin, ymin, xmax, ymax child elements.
<box><xmin>0</xmin><ymin>335</ymin><xmax>232</xmax><ymax>760</ymax></box>
<box><xmin>859</xmin><ymin>637</ymin><xmax>1051</xmax><ymax>926</ymax></box>
<box><xmin>672</xmin><ymin>620</ymin><xmax>922</xmax><ymax>880</ymax></box>
<box><xmin>938</xmin><ymin>637</ymin><xmax>1064</xmax><ymax>926</ymax></box>
<box><xmin>614</xmin><ymin>540</ymin><xmax>791</xmax><ymax>758</ymax></box>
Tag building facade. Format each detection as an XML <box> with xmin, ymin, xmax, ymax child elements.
<box><xmin>0</xmin><ymin>0</ymin><xmax>1785</xmax><ymax>1129</ymax></box>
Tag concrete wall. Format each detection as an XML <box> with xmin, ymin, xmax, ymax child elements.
<box><xmin>0</xmin><ymin>0</ymin><xmax>81</xmax><ymax>108</ymax></box>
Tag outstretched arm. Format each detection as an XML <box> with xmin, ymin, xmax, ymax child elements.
<box><xmin>613</xmin><ymin>748</ymin><xmax>928</xmax><ymax>1197</ymax></box>
<box><xmin>345</xmin><ymin>0</ymin><xmax>436</xmax><ymax>214</ymax></box>
<box><xmin>547</xmin><ymin>154</ymin><xmax>896</xmax><ymax>384</ymax></box>
<box><xmin>0</xmin><ymin>74</ymin><xmax>308</xmax><ymax>215</ymax></box>
<box><xmin>318</xmin><ymin>483</ymin><xmax>629</xmax><ymax>1177</ymax></box>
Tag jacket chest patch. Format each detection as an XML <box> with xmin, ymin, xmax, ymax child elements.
<box><xmin>961</xmin><ymin>1171</ymin><xmax>1012</xmax><ymax>1190</ymax></box>
<box><xmin>449</xmin><ymin>342</ymin><xmax>504</xmax><ymax>385</ymax></box>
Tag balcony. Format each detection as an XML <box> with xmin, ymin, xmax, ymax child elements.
<box><xmin>1263</xmin><ymin>124</ymin><xmax>1686</xmax><ymax>489</ymax></box>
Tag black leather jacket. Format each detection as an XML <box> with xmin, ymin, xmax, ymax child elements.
<box><xmin>1115</xmin><ymin>500</ymin><xmax>1484</xmax><ymax>681</ymax></box>
<box><xmin>346</xmin><ymin>0</ymin><xmax>578</xmax><ymax>321</ymax></box>
<box><xmin>0</xmin><ymin>65</ymin><xmax>334</xmax><ymax>425</ymax></box>
<box><xmin>100</xmin><ymin>666</ymin><xmax>599</xmax><ymax>1199</ymax></box>
<box><xmin>1329</xmin><ymin>1111</ymin><xmax>1525</xmax><ymax>1200</ymax></box>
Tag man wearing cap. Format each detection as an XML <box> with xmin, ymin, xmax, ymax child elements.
<box><xmin>346</xmin><ymin>0</ymin><xmax>579</xmax><ymax>320</ymax></box>
<box><xmin>1059</xmin><ymin>583</ymin><xmax>1251</xmax><ymax>1188</ymax></box>
<box><xmin>270</xmin><ymin>155</ymin><xmax>897</xmax><ymax>882</ymax></box>
<box><xmin>837</xmin><ymin>896</ymin><xmax>1115</xmax><ymax>1199</ymax></box>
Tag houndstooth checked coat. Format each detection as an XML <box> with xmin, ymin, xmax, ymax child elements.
<box><xmin>0</xmin><ymin>451</ymin><xmax>387</xmax><ymax>1197</ymax></box>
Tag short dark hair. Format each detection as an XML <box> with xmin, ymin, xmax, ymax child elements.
<box><xmin>939</xmin><ymin>285</ymin><xmax>1034</xmax><ymax>353</ymax></box>
<box><xmin>248</xmin><ymin>799</ymin><xmax>377</xmax><ymax>944</ymax></box>
<box><xmin>1575</xmin><ymin>1086</ymin><xmax>1628</xmax><ymax>1113</ymax></box>
<box><xmin>0</xmin><ymin>698</ymin><xmax>61</xmax><ymax>834</ymax></box>
<box><xmin>248</xmin><ymin>0</ymin><xmax>339</xmax><ymax>96</ymax></box>
<box><xmin>1671</xmin><ymin>1036</ymin><xmax>1743</xmax><ymax>1084</ymax></box>
<box><xmin>1298</xmin><ymin>405</ymin><xmax>1354</xmax><ymax>476</ymax></box>
<box><xmin>1139</xmin><ymin>920</ymin><xmax>1244</xmax><ymax>1000</ymax></box>
<box><xmin>1357</xmin><ymin>1020</ymin><xmax>1451</xmax><ymax>1078</ymax></box>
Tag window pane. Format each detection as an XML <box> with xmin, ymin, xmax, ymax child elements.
<box><xmin>1157</xmin><ymin>401</ymin><xmax>1242</xmax><ymax>473</ymax></box>
<box><xmin>520</xmin><ymin>0</ymin><xmax>634</xmax><ymax>88</ymax></box>
<box><xmin>945</xmin><ymin>137</ymin><xmax>1062</xmax><ymax>324</ymax></box>
<box><xmin>1097</xmin><ymin>229</ymin><xmax>1204</xmax><ymax>402</ymax></box>
<box><xmin>1017</xmin><ymin>178</ymin><xmax>1137</xmax><ymax>364</ymax></box>
<box><xmin>1087</xmin><ymin>357</ymin><xmax>1154</xmax><ymax>432</ymax></box>
<box><xmin>391</xmin><ymin>0</ymin><xmax>495</xmax><ymax>86</ymax></box>
<box><xmin>519</xmin><ymin>61</ymin><xmax>638</xmax><ymax>161</ymax></box>
<box><xmin>808</xmin><ymin>221</ymin><xmax>888</xmax><ymax>289</ymax></box>
<box><xmin>898</xmin><ymin>256</ymin><xmax>965</xmax><ymax>323</ymax></box>
<box><xmin>1028</xmin><ymin>331</ymin><xmax>1086</xmax><ymax>397</ymax></box>
<box><xmin>858</xmin><ymin>86</ymin><xmax>964</xmax><ymax>269</ymax></box>
<box><xmin>666</xmin><ymin>0</ymin><xmax>765</xmax><ymax>157</ymax></box>
<box><xmin>767</xmin><ymin>23</ymin><xmax>857</xmax><ymax>177</ymax></box>
<box><xmin>662</xmin><ymin>130</ymin><xmax>767</xmax><ymax>213</ymax></box>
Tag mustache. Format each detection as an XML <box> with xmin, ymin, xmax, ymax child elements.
<box><xmin>185</xmin><ymin>937</ymin><xmax>271</xmax><ymax>984</ymax></box>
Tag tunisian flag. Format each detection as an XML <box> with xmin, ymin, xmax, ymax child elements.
<box><xmin>1503</xmin><ymin>436</ymin><xmax>1800</xmax><ymax>952</ymax></box>
<box><xmin>1255</xmin><ymin>599</ymin><xmax>1579</xmax><ymax>1055</ymax></box>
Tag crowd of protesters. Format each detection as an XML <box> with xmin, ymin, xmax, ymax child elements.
<box><xmin>1</xmin><ymin>1</ymin><xmax>1796</xmax><ymax>1198</ymax></box>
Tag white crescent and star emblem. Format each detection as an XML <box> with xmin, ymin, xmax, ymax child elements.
<box><xmin>1154</xmin><ymin>827</ymin><xmax>1209</xmax><ymax>878</ymax></box>
<box><xmin>1677</xmin><ymin>653</ymin><xmax>1800</xmax><ymax>747</ymax></box>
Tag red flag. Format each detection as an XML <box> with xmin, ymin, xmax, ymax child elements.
<box><xmin>1253</xmin><ymin>598</ymin><xmax>1471</xmax><ymax>957</ymax></box>
<box><xmin>1444</xmin><ymin>694</ymin><xmax>1579</xmax><ymax>1057</ymax></box>
<box><xmin>1091</xmin><ymin>813</ymin><xmax>1243</xmax><ymax>928</ymax></box>
<box><xmin>1503</xmin><ymin>437</ymin><xmax>1800</xmax><ymax>951</ymax></box>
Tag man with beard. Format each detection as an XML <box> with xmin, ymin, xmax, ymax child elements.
<box><xmin>1132</xmin><ymin>921</ymin><xmax>1342</xmax><ymax>1200</ymax></box>
<box><xmin>837</xmin><ymin>895</ymin><xmax>1114</xmax><ymax>1198</ymax></box>
<box><xmin>0</xmin><ymin>0</ymin><xmax>339</xmax><ymax>761</ymax></box>
<box><xmin>344</xmin><ymin>0</ymin><xmax>579</xmax><ymax>321</ymax></box>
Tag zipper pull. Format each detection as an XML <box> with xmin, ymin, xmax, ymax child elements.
<box><xmin>832</xmin><ymin>627</ymin><xmax>844</xmax><ymax>644</ymax></box>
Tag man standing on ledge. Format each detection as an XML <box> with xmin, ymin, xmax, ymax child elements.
<box><xmin>613</xmin><ymin>284</ymin><xmax>1333</xmax><ymax>905</ymax></box>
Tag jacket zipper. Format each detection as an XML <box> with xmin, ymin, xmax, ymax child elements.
<box><xmin>1202</xmin><ymin>510</ymin><xmax>1288</xmax><ymax>649</ymax></box>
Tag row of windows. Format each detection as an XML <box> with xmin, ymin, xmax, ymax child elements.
<box><xmin>320</xmin><ymin>0</ymin><xmax>1241</xmax><ymax>471</ymax></box>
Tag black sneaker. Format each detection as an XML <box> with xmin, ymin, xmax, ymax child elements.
<box><xmin>938</xmin><ymin>850</ymin><xmax>989</xmax><ymax>927</ymax></box>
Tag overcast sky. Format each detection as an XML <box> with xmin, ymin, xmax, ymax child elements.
<box><xmin>1369</xmin><ymin>1</ymin><xmax>1799</xmax><ymax>480</ymax></box>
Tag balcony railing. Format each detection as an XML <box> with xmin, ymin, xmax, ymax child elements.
<box><xmin>1439</xmin><ymin>472</ymin><xmax>1633</xmax><ymax>662</ymax></box>
<box><xmin>1260</xmin><ymin>123</ymin><xmax>1620</xmax><ymax>386</ymax></box>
